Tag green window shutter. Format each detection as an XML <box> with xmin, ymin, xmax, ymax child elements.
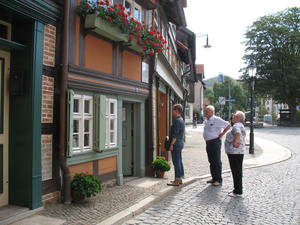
<box><xmin>66</xmin><ymin>90</ymin><xmax>74</xmax><ymax>157</ymax></box>
<box><xmin>94</xmin><ymin>95</ymin><xmax>106</xmax><ymax>152</ymax></box>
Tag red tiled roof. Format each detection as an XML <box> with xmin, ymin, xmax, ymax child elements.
<box><xmin>196</xmin><ymin>64</ymin><xmax>204</xmax><ymax>75</ymax></box>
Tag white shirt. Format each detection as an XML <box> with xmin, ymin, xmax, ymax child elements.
<box><xmin>203</xmin><ymin>115</ymin><xmax>230</xmax><ymax>141</ymax></box>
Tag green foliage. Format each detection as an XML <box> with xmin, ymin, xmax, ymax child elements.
<box><xmin>71</xmin><ymin>173</ymin><xmax>102</xmax><ymax>198</ymax></box>
<box><xmin>152</xmin><ymin>156</ymin><xmax>171</xmax><ymax>171</ymax></box>
<box><xmin>258</xmin><ymin>105</ymin><xmax>268</xmax><ymax>117</ymax></box>
<box><xmin>242</xmin><ymin>7</ymin><xmax>300</xmax><ymax>121</ymax></box>
<box><xmin>205</xmin><ymin>76</ymin><xmax>248</xmax><ymax>119</ymax></box>
<box><xmin>296</xmin><ymin>111</ymin><xmax>300</xmax><ymax>121</ymax></box>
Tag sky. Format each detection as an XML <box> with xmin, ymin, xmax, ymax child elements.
<box><xmin>184</xmin><ymin>0</ymin><xmax>300</xmax><ymax>80</ymax></box>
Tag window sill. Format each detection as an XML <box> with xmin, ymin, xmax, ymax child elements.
<box><xmin>67</xmin><ymin>148</ymin><xmax>119</xmax><ymax>166</ymax></box>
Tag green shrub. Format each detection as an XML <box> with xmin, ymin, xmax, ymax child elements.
<box><xmin>71</xmin><ymin>173</ymin><xmax>102</xmax><ymax>198</ymax></box>
<box><xmin>152</xmin><ymin>156</ymin><xmax>171</xmax><ymax>171</ymax></box>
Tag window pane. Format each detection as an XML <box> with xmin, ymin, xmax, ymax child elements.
<box><xmin>84</xmin><ymin>100</ymin><xmax>90</xmax><ymax>113</ymax></box>
<box><xmin>134</xmin><ymin>7</ymin><xmax>140</xmax><ymax>21</ymax></box>
<box><xmin>73</xmin><ymin>120</ymin><xmax>79</xmax><ymax>133</ymax></box>
<box><xmin>110</xmin><ymin>102</ymin><xmax>115</xmax><ymax>114</ymax></box>
<box><xmin>125</xmin><ymin>1</ymin><xmax>131</xmax><ymax>13</ymax></box>
<box><xmin>84</xmin><ymin>134</ymin><xmax>89</xmax><ymax>147</ymax></box>
<box><xmin>110</xmin><ymin>132</ymin><xmax>115</xmax><ymax>143</ymax></box>
<box><xmin>110</xmin><ymin>119</ymin><xmax>114</xmax><ymax>130</ymax></box>
<box><xmin>73</xmin><ymin>134</ymin><xmax>79</xmax><ymax>148</ymax></box>
<box><xmin>74</xmin><ymin>99</ymin><xmax>79</xmax><ymax>113</ymax></box>
<box><xmin>84</xmin><ymin>120</ymin><xmax>89</xmax><ymax>132</ymax></box>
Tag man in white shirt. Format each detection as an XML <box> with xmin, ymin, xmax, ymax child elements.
<box><xmin>203</xmin><ymin>105</ymin><xmax>231</xmax><ymax>186</ymax></box>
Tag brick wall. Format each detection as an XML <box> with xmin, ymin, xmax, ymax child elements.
<box><xmin>41</xmin><ymin>135</ymin><xmax>53</xmax><ymax>181</ymax></box>
<box><xmin>43</xmin><ymin>24</ymin><xmax>56</xmax><ymax>67</ymax></box>
<box><xmin>42</xmin><ymin>75</ymin><xmax>54</xmax><ymax>123</ymax></box>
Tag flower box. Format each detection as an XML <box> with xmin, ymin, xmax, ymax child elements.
<box><xmin>84</xmin><ymin>13</ymin><xmax>128</xmax><ymax>42</ymax></box>
<box><xmin>127</xmin><ymin>38</ymin><xmax>143</xmax><ymax>53</ymax></box>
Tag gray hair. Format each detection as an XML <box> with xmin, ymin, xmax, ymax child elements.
<box><xmin>206</xmin><ymin>105</ymin><xmax>215</xmax><ymax>114</ymax></box>
<box><xmin>235</xmin><ymin>111</ymin><xmax>245</xmax><ymax>122</ymax></box>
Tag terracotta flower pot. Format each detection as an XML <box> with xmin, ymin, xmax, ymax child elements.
<box><xmin>155</xmin><ymin>170</ymin><xmax>165</xmax><ymax>178</ymax></box>
<box><xmin>71</xmin><ymin>191</ymin><xmax>86</xmax><ymax>204</ymax></box>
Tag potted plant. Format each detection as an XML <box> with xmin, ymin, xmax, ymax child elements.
<box><xmin>71</xmin><ymin>172</ymin><xmax>102</xmax><ymax>203</ymax></box>
<box><xmin>152</xmin><ymin>156</ymin><xmax>171</xmax><ymax>178</ymax></box>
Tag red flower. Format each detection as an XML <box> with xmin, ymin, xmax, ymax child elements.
<box><xmin>149</xmin><ymin>30</ymin><xmax>155</xmax><ymax>35</ymax></box>
<box><xmin>149</xmin><ymin>51</ymin><xmax>155</xmax><ymax>56</ymax></box>
<box><xmin>108</xmin><ymin>7</ymin><xmax>113</xmax><ymax>12</ymax></box>
<box><xmin>130</xmin><ymin>17</ymin><xmax>135</xmax><ymax>22</ymax></box>
<box><xmin>106</xmin><ymin>16</ymin><xmax>113</xmax><ymax>21</ymax></box>
<box><xmin>128</xmin><ymin>34</ymin><xmax>134</xmax><ymax>39</ymax></box>
<box><xmin>156</xmin><ymin>49</ymin><xmax>162</xmax><ymax>53</ymax></box>
<box><xmin>166</xmin><ymin>46</ymin><xmax>170</xmax><ymax>50</ymax></box>
<box><xmin>127</xmin><ymin>12</ymin><xmax>131</xmax><ymax>16</ymax></box>
<box><xmin>143</xmin><ymin>46</ymin><xmax>148</xmax><ymax>50</ymax></box>
<box><xmin>145</xmin><ymin>40</ymin><xmax>149</xmax><ymax>44</ymax></box>
<box><xmin>122</xmin><ymin>17</ymin><xmax>127</xmax><ymax>22</ymax></box>
<box><xmin>99</xmin><ymin>1</ymin><xmax>105</xmax><ymax>5</ymax></box>
<box><xmin>119</xmin><ymin>4</ymin><xmax>125</xmax><ymax>10</ymax></box>
<box><xmin>105</xmin><ymin>0</ymin><xmax>110</xmax><ymax>5</ymax></box>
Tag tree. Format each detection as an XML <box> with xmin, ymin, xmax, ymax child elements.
<box><xmin>242</xmin><ymin>7</ymin><xmax>300</xmax><ymax>121</ymax></box>
<box><xmin>206</xmin><ymin>77</ymin><xmax>248</xmax><ymax>119</ymax></box>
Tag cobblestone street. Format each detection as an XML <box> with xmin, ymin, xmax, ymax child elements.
<box><xmin>124</xmin><ymin>126</ymin><xmax>300</xmax><ymax>225</ymax></box>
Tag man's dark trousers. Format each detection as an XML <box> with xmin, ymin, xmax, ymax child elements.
<box><xmin>206</xmin><ymin>138</ymin><xmax>222</xmax><ymax>183</ymax></box>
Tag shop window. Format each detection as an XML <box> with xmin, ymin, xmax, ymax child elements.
<box><xmin>185</xmin><ymin>105</ymin><xmax>191</xmax><ymax>119</ymax></box>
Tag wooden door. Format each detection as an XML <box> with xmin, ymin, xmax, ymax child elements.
<box><xmin>122</xmin><ymin>103</ymin><xmax>134</xmax><ymax>176</ymax></box>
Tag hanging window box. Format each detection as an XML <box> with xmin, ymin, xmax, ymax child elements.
<box><xmin>126</xmin><ymin>38</ymin><xmax>143</xmax><ymax>53</ymax></box>
<box><xmin>84</xmin><ymin>13</ymin><xmax>128</xmax><ymax>42</ymax></box>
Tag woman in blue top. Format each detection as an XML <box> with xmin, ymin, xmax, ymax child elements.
<box><xmin>225</xmin><ymin>111</ymin><xmax>246</xmax><ymax>197</ymax></box>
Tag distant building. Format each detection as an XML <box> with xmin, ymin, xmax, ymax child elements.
<box><xmin>185</xmin><ymin>64</ymin><xmax>205</xmax><ymax>123</ymax></box>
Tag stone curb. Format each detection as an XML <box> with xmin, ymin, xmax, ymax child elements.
<box><xmin>97</xmin><ymin>139</ymin><xmax>292</xmax><ymax>225</ymax></box>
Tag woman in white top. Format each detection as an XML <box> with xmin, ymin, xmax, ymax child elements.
<box><xmin>225</xmin><ymin>111</ymin><xmax>246</xmax><ymax>197</ymax></box>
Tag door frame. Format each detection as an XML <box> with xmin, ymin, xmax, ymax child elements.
<box><xmin>117</xmin><ymin>97</ymin><xmax>145</xmax><ymax>184</ymax></box>
<box><xmin>0</xmin><ymin>49</ymin><xmax>10</xmax><ymax>207</ymax></box>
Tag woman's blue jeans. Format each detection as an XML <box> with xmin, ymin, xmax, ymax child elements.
<box><xmin>171</xmin><ymin>142</ymin><xmax>184</xmax><ymax>180</ymax></box>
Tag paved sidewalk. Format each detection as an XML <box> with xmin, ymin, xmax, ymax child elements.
<box><xmin>10</xmin><ymin>126</ymin><xmax>290</xmax><ymax>225</ymax></box>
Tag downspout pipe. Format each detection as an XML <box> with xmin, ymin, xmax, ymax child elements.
<box><xmin>59</xmin><ymin>0</ymin><xmax>71</xmax><ymax>204</ymax></box>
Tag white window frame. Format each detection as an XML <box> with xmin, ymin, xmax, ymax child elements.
<box><xmin>105</xmin><ymin>98</ymin><xmax>118</xmax><ymax>148</ymax></box>
<box><xmin>72</xmin><ymin>94</ymin><xmax>93</xmax><ymax>154</ymax></box>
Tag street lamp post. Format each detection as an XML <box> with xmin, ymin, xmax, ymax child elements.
<box><xmin>248</xmin><ymin>62</ymin><xmax>256</xmax><ymax>154</ymax></box>
<box><xmin>195</xmin><ymin>34</ymin><xmax>212</xmax><ymax>48</ymax></box>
